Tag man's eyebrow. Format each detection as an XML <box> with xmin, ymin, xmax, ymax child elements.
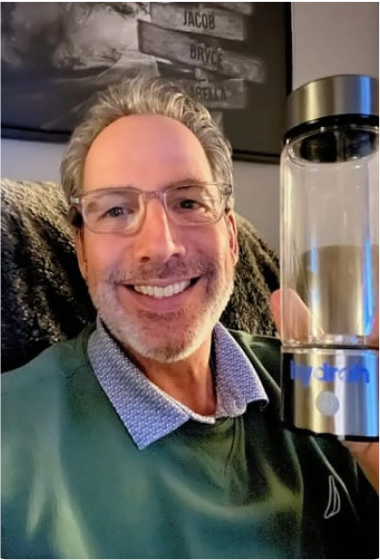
<box><xmin>90</xmin><ymin>184</ymin><xmax>139</xmax><ymax>192</ymax></box>
<box><xmin>97</xmin><ymin>179</ymin><xmax>208</xmax><ymax>191</ymax></box>
<box><xmin>165</xmin><ymin>178</ymin><xmax>207</xmax><ymax>188</ymax></box>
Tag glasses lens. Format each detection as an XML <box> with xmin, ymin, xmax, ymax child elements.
<box><xmin>84</xmin><ymin>189</ymin><xmax>142</xmax><ymax>233</ymax></box>
<box><xmin>166</xmin><ymin>184</ymin><xmax>223</xmax><ymax>224</ymax></box>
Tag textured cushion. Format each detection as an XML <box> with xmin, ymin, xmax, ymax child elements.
<box><xmin>1</xmin><ymin>178</ymin><xmax>279</xmax><ymax>372</ymax></box>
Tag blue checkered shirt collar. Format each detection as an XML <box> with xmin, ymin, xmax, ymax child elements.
<box><xmin>87</xmin><ymin>319</ymin><xmax>268</xmax><ymax>450</ymax></box>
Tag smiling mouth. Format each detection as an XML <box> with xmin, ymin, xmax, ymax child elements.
<box><xmin>126</xmin><ymin>277</ymin><xmax>200</xmax><ymax>299</ymax></box>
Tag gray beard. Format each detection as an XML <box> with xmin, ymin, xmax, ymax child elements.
<box><xmin>91</xmin><ymin>274</ymin><xmax>234</xmax><ymax>363</ymax></box>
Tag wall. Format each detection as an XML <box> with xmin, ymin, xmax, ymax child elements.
<box><xmin>2</xmin><ymin>3</ymin><xmax>379</xmax><ymax>251</ymax></box>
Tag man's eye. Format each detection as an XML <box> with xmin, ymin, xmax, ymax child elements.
<box><xmin>105</xmin><ymin>206</ymin><xmax>130</xmax><ymax>218</ymax></box>
<box><xmin>179</xmin><ymin>199</ymin><xmax>201</xmax><ymax>210</ymax></box>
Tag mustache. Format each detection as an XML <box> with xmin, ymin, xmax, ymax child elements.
<box><xmin>105</xmin><ymin>257</ymin><xmax>216</xmax><ymax>284</ymax></box>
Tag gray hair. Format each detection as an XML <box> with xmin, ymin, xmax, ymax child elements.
<box><xmin>60</xmin><ymin>75</ymin><xmax>234</xmax><ymax>208</ymax></box>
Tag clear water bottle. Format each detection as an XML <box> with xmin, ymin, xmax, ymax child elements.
<box><xmin>280</xmin><ymin>75</ymin><xmax>379</xmax><ymax>440</ymax></box>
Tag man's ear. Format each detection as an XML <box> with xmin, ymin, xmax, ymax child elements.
<box><xmin>225</xmin><ymin>211</ymin><xmax>239</xmax><ymax>265</ymax></box>
<box><xmin>73</xmin><ymin>228</ymin><xmax>88</xmax><ymax>282</ymax></box>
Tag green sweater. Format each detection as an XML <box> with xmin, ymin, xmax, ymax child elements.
<box><xmin>1</xmin><ymin>327</ymin><xmax>378</xmax><ymax>559</ymax></box>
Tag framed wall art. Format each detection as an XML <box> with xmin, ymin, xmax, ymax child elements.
<box><xmin>1</xmin><ymin>2</ymin><xmax>292</xmax><ymax>162</ymax></box>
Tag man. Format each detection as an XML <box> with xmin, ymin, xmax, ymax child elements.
<box><xmin>2</xmin><ymin>76</ymin><xmax>378</xmax><ymax>559</ymax></box>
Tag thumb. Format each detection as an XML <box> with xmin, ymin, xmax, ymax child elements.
<box><xmin>270</xmin><ymin>288</ymin><xmax>323</xmax><ymax>341</ymax></box>
<box><xmin>270</xmin><ymin>289</ymin><xmax>282</xmax><ymax>336</ymax></box>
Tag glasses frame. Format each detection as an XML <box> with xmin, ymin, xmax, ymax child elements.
<box><xmin>70</xmin><ymin>182</ymin><xmax>233</xmax><ymax>235</ymax></box>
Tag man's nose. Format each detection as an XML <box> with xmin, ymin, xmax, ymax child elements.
<box><xmin>133</xmin><ymin>198</ymin><xmax>186</xmax><ymax>263</ymax></box>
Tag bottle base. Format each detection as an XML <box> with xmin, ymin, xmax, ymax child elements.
<box><xmin>281</xmin><ymin>347</ymin><xmax>379</xmax><ymax>439</ymax></box>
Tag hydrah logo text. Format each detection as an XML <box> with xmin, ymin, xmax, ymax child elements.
<box><xmin>291</xmin><ymin>361</ymin><xmax>370</xmax><ymax>387</ymax></box>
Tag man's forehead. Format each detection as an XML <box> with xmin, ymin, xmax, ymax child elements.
<box><xmin>83</xmin><ymin>114</ymin><xmax>213</xmax><ymax>191</ymax></box>
<box><xmin>89</xmin><ymin>114</ymin><xmax>202</xmax><ymax>153</ymax></box>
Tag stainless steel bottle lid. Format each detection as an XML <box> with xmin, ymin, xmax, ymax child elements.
<box><xmin>286</xmin><ymin>74</ymin><xmax>379</xmax><ymax>133</ymax></box>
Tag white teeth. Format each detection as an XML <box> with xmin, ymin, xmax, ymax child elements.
<box><xmin>133</xmin><ymin>280</ymin><xmax>191</xmax><ymax>298</ymax></box>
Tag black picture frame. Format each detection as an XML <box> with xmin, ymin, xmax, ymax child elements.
<box><xmin>1</xmin><ymin>2</ymin><xmax>292</xmax><ymax>163</ymax></box>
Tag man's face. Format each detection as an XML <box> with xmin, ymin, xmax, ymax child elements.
<box><xmin>76</xmin><ymin>114</ymin><xmax>238</xmax><ymax>363</ymax></box>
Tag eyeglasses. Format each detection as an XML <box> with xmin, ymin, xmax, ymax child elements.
<box><xmin>70</xmin><ymin>182</ymin><xmax>233</xmax><ymax>235</ymax></box>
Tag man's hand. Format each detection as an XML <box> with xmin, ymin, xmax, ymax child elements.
<box><xmin>270</xmin><ymin>288</ymin><xmax>379</xmax><ymax>494</ymax></box>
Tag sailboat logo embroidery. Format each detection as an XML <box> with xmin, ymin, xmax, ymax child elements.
<box><xmin>324</xmin><ymin>475</ymin><xmax>341</xmax><ymax>519</ymax></box>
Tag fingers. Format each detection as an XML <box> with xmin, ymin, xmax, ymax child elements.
<box><xmin>271</xmin><ymin>289</ymin><xmax>378</xmax><ymax>349</ymax></box>
<box><xmin>369</xmin><ymin>312</ymin><xmax>379</xmax><ymax>347</ymax></box>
